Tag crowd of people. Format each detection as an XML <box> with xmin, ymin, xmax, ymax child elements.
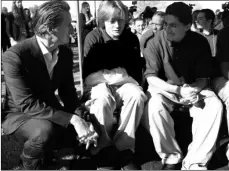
<box><xmin>1</xmin><ymin>0</ymin><xmax>229</xmax><ymax>170</ymax></box>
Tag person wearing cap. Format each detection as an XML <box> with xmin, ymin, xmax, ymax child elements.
<box><xmin>142</xmin><ymin>2</ymin><xmax>223</xmax><ymax>170</ymax></box>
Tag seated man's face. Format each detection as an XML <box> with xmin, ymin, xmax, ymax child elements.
<box><xmin>135</xmin><ymin>20</ymin><xmax>144</xmax><ymax>34</ymax></box>
<box><xmin>104</xmin><ymin>17</ymin><xmax>126</xmax><ymax>39</ymax></box>
<box><xmin>149</xmin><ymin>15</ymin><xmax>164</xmax><ymax>33</ymax></box>
<box><xmin>164</xmin><ymin>14</ymin><xmax>191</xmax><ymax>42</ymax></box>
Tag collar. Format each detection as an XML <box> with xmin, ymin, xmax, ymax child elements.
<box><xmin>36</xmin><ymin>35</ymin><xmax>59</xmax><ymax>56</ymax></box>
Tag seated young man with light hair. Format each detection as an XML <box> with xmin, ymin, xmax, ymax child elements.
<box><xmin>83</xmin><ymin>0</ymin><xmax>146</xmax><ymax>169</ymax></box>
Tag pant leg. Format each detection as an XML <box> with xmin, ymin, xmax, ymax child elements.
<box><xmin>182</xmin><ymin>89</ymin><xmax>223</xmax><ymax>170</ymax></box>
<box><xmin>86</xmin><ymin>83</ymin><xmax>117</xmax><ymax>151</ymax></box>
<box><xmin>113</xmin><ymin>83</ymin><xmax>147</xmax><ymax>152</ymax></box>
<box><xmin>14</xmin><ymin>119</ymin><xmax>54</xmax><ymax>169</ymax></box>
<box><xmin>141</xmin><ymin>88</ymin><xmax>183</xmax><ymax>164</ymax></box>
<box><xmin>212</xmin><ymin>77</ymin><xmax>229</xmax><ymax>160</ymax></box>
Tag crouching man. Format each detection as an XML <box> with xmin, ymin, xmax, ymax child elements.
<box><xmin>2</xmin><ymin>1</ymin><xmax>98</xmax><ymax>169</ymax></box>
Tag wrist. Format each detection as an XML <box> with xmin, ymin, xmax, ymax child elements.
<box><xmin>175</xmin><ymin>85</ymin><xmax>181</xmax><ymax>95</ymax></box>
<box><xmin>70</xmin><ymin>114</ymin><xmax>80</xmax><ymax>125</ymax></box>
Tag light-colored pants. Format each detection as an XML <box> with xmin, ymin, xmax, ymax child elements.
<box><xmin>212</xmin><ymin>76</ymin><xmax>229</xmax><ymax>160</ymax></box>
<box><xmin>85</xmin><ymin>83</ymin><xmax>147</xmax><ymax>153</ymax></box>
<box><xmin>142</xmin><ymin>87</ymin><xmax>223</xmax><ymax>170</ymax></box>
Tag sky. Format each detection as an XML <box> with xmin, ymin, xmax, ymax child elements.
<box><xmin>1</xmin><ymin>1</ymin><xmax>227</xmax><ymax>20</ymax></box>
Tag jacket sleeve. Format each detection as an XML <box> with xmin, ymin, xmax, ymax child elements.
<box><xmin>2</xmin><ymin>50</ymin><xmax>73</xmax><ymax>128</ymax></box>
<box><xmin>58</xmin><ymin>46</ymin><xmax>81</xmax><ymax>113</ymax></box>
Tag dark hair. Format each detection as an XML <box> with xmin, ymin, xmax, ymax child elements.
<box><xmin>192</xmin><ymin>10</ymin><xmax>200</xmax><ymax>29</ymax></box>
<box><xmin>97</xmin><ymin>0</ymin><xmax>126</xmax><ymax>29</ymax></box>
<box><xmin>199</xmin><ymin>9</ymin><xmax>215</xmax><ymax>26</ymax></box>
<box><xmin>81</xmin><ymin>2</ymin><xmax>89</xmax><ymax>13</ymax></box>
<box><xmin>33</xmin><ymin>0</ymin><xmax>70</xmax><ymax>36</ymax></box>
<box><xmin>81</xmin><ymin>1</ymin><xmax>92</xmax><ymax>22</ymax></box>
<box><xmin>165</xmin><ymin>2</ymin><xmax>192</xmax><ymax>25</ymax></box>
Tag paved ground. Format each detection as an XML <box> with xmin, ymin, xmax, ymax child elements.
<box><xmin>1</xmin><ymin>45</ymin><xmax>229</xmax><ymax>170</ymax></box>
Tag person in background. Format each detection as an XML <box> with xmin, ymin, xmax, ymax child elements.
<box><xmin>191</xmin><ymin>10</ymin><xmax>200</xmax><ymax>32</ymax></box>
<box><xmin>214</xmin><ymin>11</ymin><xmax>224</xmax><ymax>30</ymax></box>
<box><xmin>197</xmin><ymin>9</ymin><xmax>220</xmax><ymax>80</ymax></box>
<box><xmin>134</xmin><ymin>17</ymin><xmax>145</xmax><ymax>40</ymax></box>
<box><xmin>1</xmin><ymin>7</ymin><xmax>11</xmax><ymax>52</ymax></box>
<box><xmin>79</xmin><ymin>1</ymin><xmax>96</xmax><ymax>46</ymax></box>
<box><xmin>29</xmin><ymin>5</ymin><xmax>38</xmax><ymax>19</ymax></box>
<box><xmin>2</xmin><ymin>1</ymin><xmax>98</xmax><ymax>169</ymax></box>
<box><xmin>197</xmin><ymin>9</ymin><xmax>219</xmax><ymax>57</ymax></box>
<box><xmin>142</xmin><ymin>2</ymin><xmax>223</xmax><ymax>170</ymax></box>
<box><xmin>139</xmin><ymin>11</ymin><xmax>165</xmax><ymax>91</ymax></box>
<box><xmin>24</xmin><ymin>8</ymin><xmax>34</xmax><ymax>37</ymax></box>
<box><xmin>211</xmin><ymin>25</ymin><xmax>229</xmax><ymax>170</ymax></box>
<box><xmin>83</xmin><ymin>0</ymin><xmax>146</xmax><ymax>169</ymax></box>
<box><xmin>128</xmin><ymin>18</ymin><xmax>136</xmax><ymax>34</ymax></box>
<box><xmin>6</xmin><ymin>0</ymin><xmax>29</xmax><ymax>46</ymax></box>
<box><xmin>140</xmin><ymin>11</ymin><xmax>165</xmax><ymax>53</ymax></box>
<box><xmin>142</xmin><ymin>6</ymin><xmax>155</xmax><ymax>28</ymax></box>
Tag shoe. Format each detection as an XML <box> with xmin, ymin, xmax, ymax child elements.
<box><xmin>93</xmin><ymin>146</ymin><xmax>120</xmax><ymax>170</ymax></box>
<box><xmin>216</xmin><ymin>163</ymin><xmax>229</xmax><ymax>170</ymax></box>
<box><xmin>162</xmin><ymin>163</ymin><xmax>182</xmax><ymax>170</ymax></box>
<box><xmin>118</xmin><ymin>150</ymin><xmax>141</xmax><ymax>170</ymax></box>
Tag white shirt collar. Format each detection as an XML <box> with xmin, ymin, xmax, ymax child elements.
<box><xmin>36</xmin><ymin>35</ymin><xmax>59</xmax><ymax>56</ymax></box>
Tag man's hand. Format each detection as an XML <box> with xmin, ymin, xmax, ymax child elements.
<box><xmin>10</xmin><ymin>37</ymin><xmax>17</xmax><ymax>46</ymax></box>
<box><xmin>70</xmin><ymin>115</ymin><xmax>98</xmax><ymax>149</ymax></box>
<box><xmin>178</xmin><ymin>84</ymin><xmax>199</xmax><ymax>104</ymax></box>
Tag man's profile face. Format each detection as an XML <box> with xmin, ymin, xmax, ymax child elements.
<box><xmin>149</xmin><ymin>15</ymin><xmax>164</xmax><ymax>33</ymax></box>
<box><xmin>52</xmin><ymin>11</ymin><xmax>73</xmax><ymax>45</ymax></box>
<box><xmin>164</xmin><ymin>14</ymin><xmax>190</xmax><ymax>42</ymax></box>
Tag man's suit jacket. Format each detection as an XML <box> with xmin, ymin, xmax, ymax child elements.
<box><xmin>2</xmin><ymin>36</ymin><xmax>79</xmax><ymax>135</ymax></box>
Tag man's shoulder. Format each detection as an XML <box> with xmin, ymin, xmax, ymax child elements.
<box><xmin>146</xmin><ymin>30</ymin><xmax>166</xmax><ymax>47</ymax></box>
<box><xmin>86</xmin><ymin>28</ymin><xmax>102</xmax><ymax>40</ymax></box>
<box><xmin>8</xmin><ymin>37</ymin><xmax>35</xmax><ymax>53</ymax></box>
<box><xmin>187</xmin><ymin>30</ymin><xmax>209</xmax><ymax>44</ymax></box>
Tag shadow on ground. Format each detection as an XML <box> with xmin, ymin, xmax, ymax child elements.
<box><xmin>2</xmin><ymin>111</ymin><xmax>228</xmax><ymax>170</ymax></box>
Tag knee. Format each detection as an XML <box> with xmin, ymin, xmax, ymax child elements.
<box><xmin>147</xmin><ymin>94</ymin><xmax>167</xmax><ymax>115</ymax></box>
<box><xmin>206</xmin><ymin>96</ymin><xmax>224</xmax><ymax>116</ymax></box>
<box><xmin>122</xmin><ymin>83</ymin><xmax>147</xmax><ymax>102</ymax></box>
<box><xmin>29</xmin><ymin>120</ymin><xmax>53</xmax><ymax>144</ymax></box>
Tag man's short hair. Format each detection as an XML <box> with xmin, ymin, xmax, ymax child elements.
<box><xmin>97</xmin><ymin>0</ymin><xmax>126</xmax><ymax>29</ymax></box>
<box><xmin>165</xmin><ymin>2</ymin><xmax>192</xmax><ymax>25</ymax></box>
<box><xmin>153</xmin><ymin>11</ymin><xmax>165</xmax><ymax>19</ymax></box>
<box><xmin>200</xmin><ymin>9</ymin><xmax>215</xmax><ymax>26</ymax></box>
<box><xmin>33</xmin><ymin>0</ymin><xmax>70</xmax><ymax>36</ymax></box>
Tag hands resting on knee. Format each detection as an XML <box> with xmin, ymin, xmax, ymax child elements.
<box><xmin>70</xmin><ymin>115</ymin><xmax>98</xmax><ymax>150</ymax></box>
